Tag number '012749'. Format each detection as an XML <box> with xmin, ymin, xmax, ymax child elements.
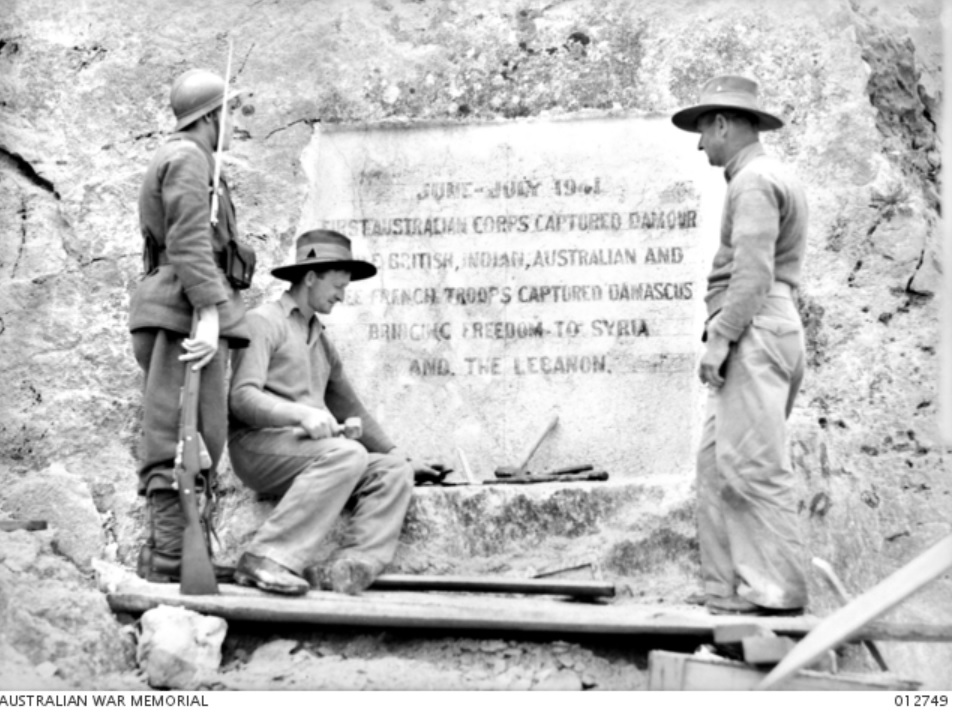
<box><xmin>894</xmin><ymin>695</ymin><xmax>948</xmax><ymax>707</ymax></box>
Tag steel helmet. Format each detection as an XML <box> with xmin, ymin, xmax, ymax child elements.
<box><xmin>170</xmin><ymin>69</ymin><xmax>241</xmax><ymax>131</ymax></box>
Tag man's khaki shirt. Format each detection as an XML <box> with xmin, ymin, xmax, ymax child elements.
<box><xmin>705</xmin><ymin>142</ymin><xmax>808</xmax><ymax>342</ymax></box>
<box><xmin>229</xmin><ymin>292</ymin><xmax>395</xmax><ymax>453</ymax></box>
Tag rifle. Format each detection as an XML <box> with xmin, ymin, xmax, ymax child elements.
<box><xmin>173</xmin><ymin>312</ymin><xmax>218</xmax><ymax>595</ymax></box>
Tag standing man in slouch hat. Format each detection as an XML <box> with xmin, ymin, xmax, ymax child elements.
<box><xmin>228</xmin><ymin>230</ymin><xmax>439</xmax><ymax>596</ymax></box>
<box><xmin>672</xmin><ymin>76</ymin><xmax>810</xmax><ymax>615</ymax></box>
<box><xmin>130</xmin><ymin>67</ymin><xmax>251</xmax><ymax>582</ymax></box>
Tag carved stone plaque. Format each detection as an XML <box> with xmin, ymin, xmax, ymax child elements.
<box><xmin>299</xmin><ymin>115</ymin><xmax>712</xmax><ymax>481</ymax></box>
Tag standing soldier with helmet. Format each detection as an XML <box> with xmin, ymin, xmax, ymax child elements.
<box><xmin>130</xmin><ymin>65</ymin><xmax>254</xmax><ymax>583</ymax></box>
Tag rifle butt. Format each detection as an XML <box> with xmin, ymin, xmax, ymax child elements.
<box><xmin>179</xmin><ymin>519</ymin><xmax>219</xmax><ymax>595</ymax></box>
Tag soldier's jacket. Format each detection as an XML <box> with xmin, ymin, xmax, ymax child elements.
<box><xmin>129</xmin><ymin>131</ymin><xmax>250</xmax><ymax>347</ymax></box>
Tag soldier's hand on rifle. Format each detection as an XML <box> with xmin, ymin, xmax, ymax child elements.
<box><xmin>181</xmin><ymin>305</ymin><xmax>220</xmax><ymax>370</ymax></box>
<box><xmin>297</xmin><ymin>408</ymin><xmax>338</xmax><ymax>440</ymax></box>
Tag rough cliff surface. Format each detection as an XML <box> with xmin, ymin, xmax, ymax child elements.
<box><xmin>0</xmin><ymin>0</ymin><xmax>949</xmax><ymax>689</ymax></box>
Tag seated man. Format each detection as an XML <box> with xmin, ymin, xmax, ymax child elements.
<box><xmin>228</xmin><ymin>229</ymin><xmax>437</xmax><ymax>596</ymax></box>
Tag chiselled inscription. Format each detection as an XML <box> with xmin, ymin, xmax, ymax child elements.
<box><xmin>322</xmin><ymin>184</ymin><xmax>700</xmax><ymax>378</ymax></box>
<box><xmin>415</xmin><ymin>178</ymin><xmax>603</xmax><ymax>201</ymax></box>
<box><xmin>360</xmin><ymin>281</ymin><xmax>692</xmax><ymax>307</ymax></box>
<box><xmin>320</xmin><ymin>208</ymin><xmax>696</xmax><ymax>238</ymax></box>
<box><xmin>307</xmin><ymin>122</ymin><xmax>705</xmax><ymax>382</ymax></box>
<box><xmin>370</xmin><ymin>247</ymin><xmax>686</xmax><ymax>272</ymax></box>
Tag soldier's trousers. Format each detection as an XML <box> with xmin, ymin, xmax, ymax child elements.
<box><xmin>696</xmin><ymin>293</ymin><xmax>809</xmax><ymax>609</ymax></box>
<box><xmin>132</xmin><ymin>328</ymin><xmax>228</xmax><ymax>495</ymax></box>
<box><xmin>228</xmin><ymin>429</ymin><xmax>413</xmax><ymax>576</ymax></box>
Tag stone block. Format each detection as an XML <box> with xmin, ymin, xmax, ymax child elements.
<box><xmin>137</xmin><ymin>605</ymin><xmax>227</xmax><ymax>690</ymax></box>
<box><xmin>213</xmin><ymin>476</ymin><xmax>698</xmax><ymax>593</ymax></box>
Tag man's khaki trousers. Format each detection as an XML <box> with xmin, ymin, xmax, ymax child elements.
<box><xmin>696</xmin><ymin>294</ymin><xmax>809</xmax><ymax>610</ymax></box>
<box><xmin>229</xmin><ymin>429</ymin><xmax>413</xmax><ymax>576</ymax></box>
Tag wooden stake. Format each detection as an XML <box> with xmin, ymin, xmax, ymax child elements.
<box><xmin>756</xmin><ymin>534</ymin><xmax>952</xmax><ymax>690</ymax></box>
<box><xmin>812</xmin><ymin>557</ymin><xmax>890</xmax><ymax>671</ymax></box>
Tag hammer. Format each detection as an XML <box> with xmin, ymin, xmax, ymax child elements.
<box><xmin>292</xmin><ymin>416</ymin><xmax>362</xmax><ymax>440</ymax></box>
<box><xmin>495</xmin><ymin>414</ymin><xmax>559</xmax><ymax>478</ymax></box>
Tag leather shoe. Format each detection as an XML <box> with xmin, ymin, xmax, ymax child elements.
<box><xmin>706</xmin><ymin>594</ymin><xmax>805</xmax><ymax>617</ymax></box>
<box><xmin>233</xmin><ymin>553</ymin><xmax>309</xmax><ymax>596</ymax></box>
<box><xmin>305</xmin><ymin>558</ymin><xmax>376</xmax><ymax>595</ymax></box>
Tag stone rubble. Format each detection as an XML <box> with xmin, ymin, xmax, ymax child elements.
<box><xmin>136</xmin><ymin>606</ymin><xmax>227</xmax><ymax>690</ymax></box>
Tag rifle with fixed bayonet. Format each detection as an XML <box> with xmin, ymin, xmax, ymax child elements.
<box><xmin>173</xmin><ymin>39</ymin><xmax>236</xmax><ymax>596</ymax></box>
<box><xmin>210</xmin><ymin>38</ymin><xmax>232</xmax><ymax>226</ymax></box>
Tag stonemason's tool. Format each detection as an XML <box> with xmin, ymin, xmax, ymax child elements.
<box><xmin>292</xmin><ymin>416</ymin><xmax>362</xmax><ymax>439</ymax></box>
<box><xmin>811</xmin><ymin>557</ymin><xmax>889</xmax><ymax>672</ymax></box>
<box><xmin>488</xmin><ymin>469</ymin><xmax>608</xmax><ymax>486</ymax></box>
<box><xmin>532</xmin><ymin>562</ymin><xmax>595</xmax><ymax>580</ymax></box>
<box><xmin>418</xmin><ymin>463</ymin><xmax>607</xmax><ymax>487</ymax></box>
<box><xmin>494</xmin><ymin>414</ymin><xmax>559</xmax><ymax>478</ymax></box>
<box><xmin>455</xmin><ymin>447</ymin><xmax>479</xmax><ymax>484</ymax></box>
<box><xmin>504</xmin><ymin>463</ymin><xmax>595</xmax><ymax>478</ymax></box>
<box><xmin>545</xmin><ymin>463</ymin><xmax>594</xmax><ymax>476</ymax></box>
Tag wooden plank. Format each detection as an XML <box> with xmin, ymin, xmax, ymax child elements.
<box><xmin>648</xmin><ymin>651</ymin><xmax>919</xmax><ymax>691</ymax></box>
<box><xmin>106</xmin><ymin>581</ymin><xmax>951</xmax><ymax>641</ymax></box>
<box><xmin>742</xmin><ymin>635</ymin><xmax>796</xmax><ymax>665</ymax></box>
<box><xmin>370</xmin><ymin>574</ymin><xmax>615</xmax><ymax>598</ymax></box>
<box><xmin>757</xmin><ymin>534</ymin><xmax>952</xmax><ymax>690</ymax></box>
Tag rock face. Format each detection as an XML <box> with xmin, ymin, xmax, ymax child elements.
<box><xmin>0</xmin><ymin>524</ymin><xmax>135</xmax><ymax>687</ymax></box>
<box><xmin>2</xmin><ymin>462</ymin><xmax>104</xmax><ymax>571</ymax></box>
<box><xmin>0</xmin><ymin>0</ymin><xmax>949</xmax><ymax>689</ymax></box>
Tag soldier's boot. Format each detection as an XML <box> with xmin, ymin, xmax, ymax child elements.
<box><xmin>137</xmin><ymin>490</ymin><xmax>185</xmax><ymax>583</ymax></box>
<box><xmin>137</xmin><ymin>490</ymin><xmax>234</xmax><ymax>583</ymax></box>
